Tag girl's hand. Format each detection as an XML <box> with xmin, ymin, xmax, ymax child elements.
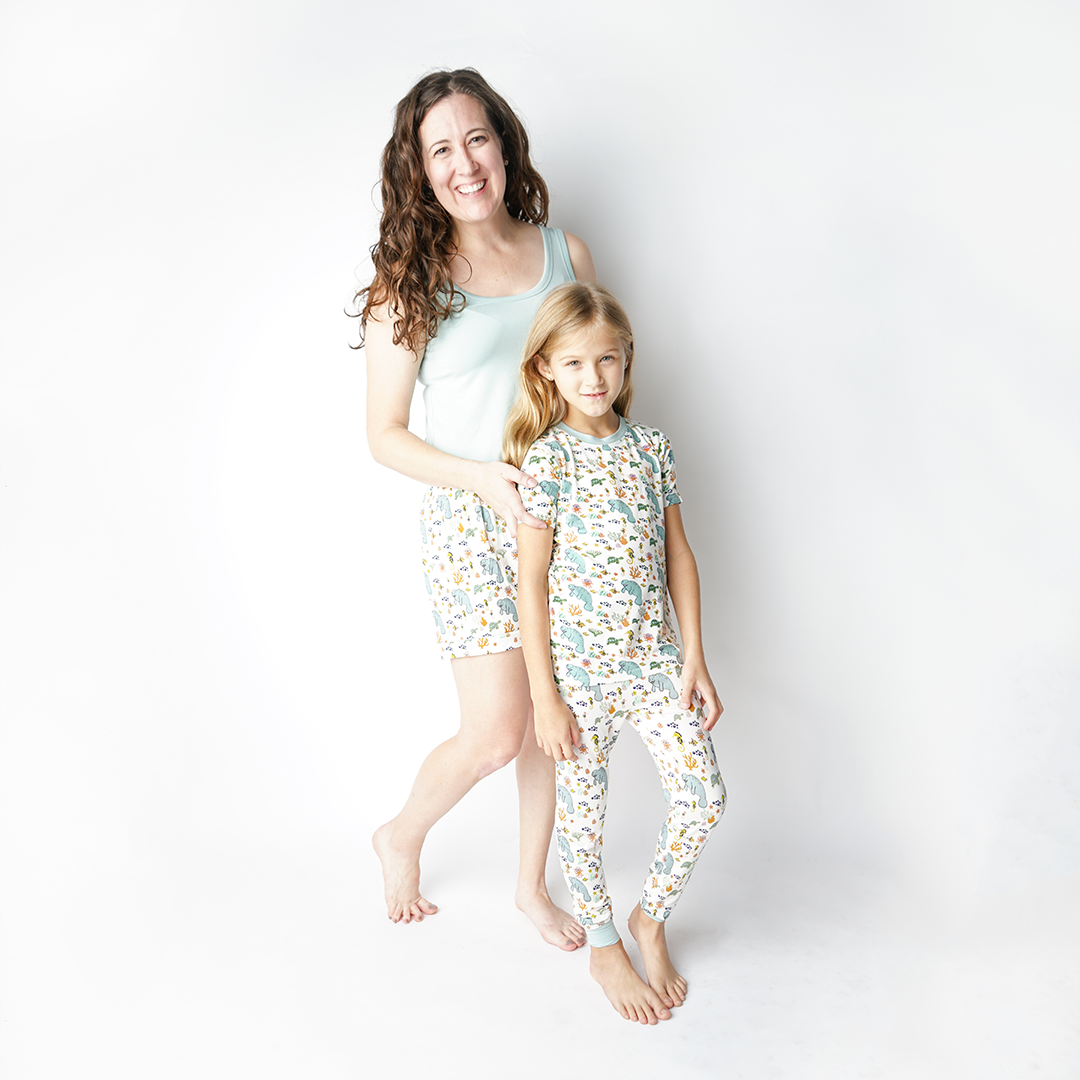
<box><xmin>534</xmin><ymin>698</ymin><xmax>585</xmax><ymax>761</ymax></box>
<box><xmin>471</xmin><ymin>461</ymin><xmax>547</xmax><ymax>539</ymax></box>
<box><xmin>679</xmin><ymin>659</ymin><xmax>724</xmax><ymax>731</ymax></box>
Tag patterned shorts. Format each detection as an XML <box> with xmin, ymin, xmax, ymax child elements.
<box><xmin>420</xmin><ymin>487</ymin><xmax>521</xmax><ymax>659</ymax></box>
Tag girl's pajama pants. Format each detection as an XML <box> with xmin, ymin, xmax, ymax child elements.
<box><xmin>554</xmin><ymin>676</ymin><xmax>726</xmax><ymax>947</ymax></box>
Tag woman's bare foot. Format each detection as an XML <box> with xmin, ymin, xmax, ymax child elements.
<box><xmin>589</xmin><ymin>940</ymin><xmax>672</xmax><ymax>1024</ymax></box>
<box><xmin>372</xmin><ymin>821</ymin><xmax>438</xmax><ymax>923</ymax></box>
<box><xmin>515</xmin><ymin>885</ymin><xmax>587</xmax><ymax>951</ymax></box>
<box><xmin>627</xmin><ymin>904</ymin><xmax>687</xmax><ymax>1007</ymax></box>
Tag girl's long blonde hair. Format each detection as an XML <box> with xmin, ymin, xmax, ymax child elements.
<box><xmin>503</xmin><ymin>282</ymin><xmax>635</xmax><ymax>467</ymax></box>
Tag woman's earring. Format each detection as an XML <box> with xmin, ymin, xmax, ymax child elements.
<box><xmin>503</xmin><ymin>158</ymin><xmax>509</xmax><ymax>166</ymax></box>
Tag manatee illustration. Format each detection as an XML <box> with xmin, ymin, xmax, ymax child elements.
<box><xmin>556</xmin><ymin>784</ymin><xmax>575</xmax><ymax>814</ymax></box>
<box><xmin>432</xmin><ymin>610</ymin><xmax>445</xmax><ymax>633</ymax></box>
<box><xmin>639</xmin><ymin>449</ymin><xmax>661</xmax><ymax>476</ymax></box>
<box><xmin>591</xmin><ymin>766</ymin><xmax>608</xmax><ymax>789</ymax></box>
<box><xmin>625</xmin><ymin>426</ymin><xmax>640</xmax><ymax>443</ymax></box>
<box><xmin>681</xmin><ymin>773</ymin><xmax>709</xmax><ymax>808</ymax></box>
<box><xmin>649</xmin><ymin>673</ymin><xmax>678</xmax><ymax>700</ymax></box>
<box><xmin>423</xmin><ymin>573</ymin><xmax>433</xmax><ymax>595</ymax></box>
<box><xmin>564</xmin><ymin>549</ymin><xmax>588</xmax><ymax>573</ymax></box>
<box><xmin>660</xmin><ymin>643</ymin><xmax>680</xmax><ymax>657</ymax></box>
<box><xmin>565</xmin><ymin>513</ymin><xmax>586</xmax><ymax>534</ymax></box>
<box><xmin>568</xmin><ymin>877</ymin><xmax>591</xmax><ymax>903</ymax></box>
<box><xmin>479</xmin><ymin>556</ymin><xmax>504</xmax><ymax>582</ymax></box>
<box><xmin>420</xmin><ymin>519</ymin><xmax>427</xmax><ymax>544</ymax></box>
<box><xmin>645</xmin><ymin>487</ymin><xmax>662</xmax><ymax>514</ymax></box>
<box><xmin>621</xmin><ymin>579</ymin><xmax>643</xmax><ymax>605</ymax></box>
<box><xmin>566</xmin><ymin>664</ymin><xmax>591</xmax><ymax>687</ymax></box>
<box><xmin>548</xmin><ymin>438</ymin><xmax>572</xmax><ymax>463</ymax></box>
<box><xmin>653</xmin><ymin>851</ymin><xmax>674</xmax><ymax>875</ymax></box>
<box><xmin>450</xmin><ymin>588</ymin><xmax>473</xmax><ymax>613</ymax></box>
<box><xmin>557</xmin><ymin>834</ymin><xmax>574</xmax><ymax>861</ymax></box>
<box><xmin>618</xmin><ymin>660</ymin><xmax>642</xmax><ymax>679</ymax></box>
<box><xmin>568</xmin><ymin>584</ymin><xmax>593</xmax><ymax>611</ymax></box>
<box><xmin>538</xmin><ymin>480</ymin><xmax>560</xmax><ymax>502</ymax></box>
<box><xmin>497</xmin><ymin>597</ymin><xmax>518</xmax><ymax>620</ymax></box>
<box><xmin>475</xmin><ymin>504</ymin><xmax>494</xmax><ymax>532</ymax></box>
<box><xmin>559</xmin><ymin>625</ymin><xmax>586</xmax><ymax>654</ymax></box>
<box><xmin>659</xmin><ymin>821</ymin><xmax>668</xmax><ymax>849</ymax></box>
<box><xmin>436</xmin><ymin>493</ymin><xmax>453</xmax><ymax>520</ymax></box>
<box><xmin>607</xmin><ymin>498</ymin><xmax>636</xmax><ymax>523</ymax></box>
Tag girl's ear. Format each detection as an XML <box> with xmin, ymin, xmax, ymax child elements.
<box><xmin>535</xmin><ymin>356</ymin><xmax>554</xmax><ymax>381</ymax></box>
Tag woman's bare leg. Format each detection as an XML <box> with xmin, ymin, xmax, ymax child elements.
<box><xmin>373</xmin><ymin>650</ymin><xmax>529</xmax><ymax>923</ymax></box>
<box><xmin>514</xmin><ymin>711</ymin><xmax>587</xmax><ymax>950</ymax></box>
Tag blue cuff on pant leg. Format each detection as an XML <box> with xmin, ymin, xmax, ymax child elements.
<box><xmin>585</xmin><ymin>919</ymin><xmax>622</xmax><ymax>947</ymax></box>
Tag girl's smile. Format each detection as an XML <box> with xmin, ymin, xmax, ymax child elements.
<box><xmin>538</xmin><ymin>325</ymin><xmax>628</xmax><ymax>438</ymax></box>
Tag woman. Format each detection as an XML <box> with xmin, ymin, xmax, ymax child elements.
<box><xmin>359</xmin><ymin>69</ymin><xmax>596</xmax><ymax>949</ymax></box>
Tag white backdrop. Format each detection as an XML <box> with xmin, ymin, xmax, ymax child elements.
<box><xmin>1</xmin><ymin>1</ymin><xmax>1077</xmax><ymax>1077</ymax></box>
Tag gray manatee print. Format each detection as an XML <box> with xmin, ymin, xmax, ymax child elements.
<box><xmin>451</xmin><ymin>588</ymin><xmax>473</xmax><ymax>613</ymax></box>
<box><xmin>538</xmin><ymin>480</ymin><xmax>560</xmax><ymax>502</ymax></box>
<box><xmin>564</xmin><ymin>549</ymin><xmax>588</xmax><ymax>573</ymax></box>
<box><xmin>649</xmin><ymin>673</ymin><xmax>678</xmax><ymax>700</ymax></box>
<box><xmin>424</xmin><ymin>572</ymin><xmax>433</xmax><ymax>595</ymax></box>
<box><xmin>420</xmin><ymin>519</ymin><xmax>427</xmax><ymax>544</ymax></box>
<box><xmin>565</xmin><ymin>513</ymin><xmax>587</xmax><ymax>534</ymax></box>
<box><xmin>618</xmin><ymin>660</ymin><xmax>642</xmax><ymax>679</ymax></box>
<box><xmin>638</xmin><ymin>449</ymin><xmax>661</xmax><ymax>476</ymax></box>
<box><xmin>548</xmin><ymin>438</ymin><xmax>572</xmax><ymax>463</ymax></box>
<box><xmin>659</xmin><ymin>821</ymin><xmax>668</xmax><ymax>849</ymax></box>
<box><xmin>497</xmin><ymin>597</ymin><xmax>518</xmax><ymax>620</ymax></box>
<box><xmin>660</xmin><ymin>643</ymin><xmax>680</xmax><ymax>657</ymax></box>
<box><xmin>475</xmin><ymin>504</ymin><xmax>494</xmax><ymax>532</ymax></box>
<box><xmin>591</xmin><ymin>766</ymin><xmax>608</xmax><ymax>789</ymax></box>
<box><xmin>557</xmin><ymin>834</ymin><xmax>574</xmax><ymax>861</ymax></box>
<box><xmin>436</xmin><ymin>494</ymin><xmax>453</xmax><ymax>520</ymax></box>
<box><xmin>559</xmin><ymin>625</ymin><xmax>586</xmax><ymax>654</ymax></box>
<box><xmin>607</xmin><ymin>498</ymin><xmax>636</xmax><ymax>523</ymax></box>
<box><xmin>568</xmin><ymin>877</ymin><xmax>591</xmax><ymax>903</ymax></box>
<box><xmin>645</xmin><ymin>487</ymin><xmax>662</xmax><ymax>515</ymax></box>
<box><xmin>479</xmin><ymin>556</ymin><xmax>504</xmax><ymax>582</ymax></box>
<box><xmin>621</xmin><ymin>579</ymin><xmax>643</xmax><ymax>605</ymax></box>
<box><xmin>681</xmin><ymin>773</ymin><xmax>709</xmax><ymax>808</ymax></box>
<box><xmin>653</xmin><ymin>852</ymin><xmax>674</xmax><ymax>875</ymax></box>
<box><xmin>432</xmin><ymin>610</ymin><xmax>445</xmax><ymax>633</ymax></box>
<box><xmin>568</xmin><ymin>584</ymin><xmax>593</xmax><ymax>611</ymax></box>
<box><xmin>556</xmin><ymin>784</ymin><xmax>575</xmax><ymax>814</ymax></box>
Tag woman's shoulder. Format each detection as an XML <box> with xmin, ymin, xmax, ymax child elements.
<box><xmin>560</xmin><ymin>231</ymin><xmax>596</xmax><ymax>282</ymax></box>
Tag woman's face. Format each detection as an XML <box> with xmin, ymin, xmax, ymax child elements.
<box><xmin>418</xmin><ymin>93</ymin><xmax>507</xmax><ymax>229</ymax></box>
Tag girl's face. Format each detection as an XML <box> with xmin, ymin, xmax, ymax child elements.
<box><xmin>418</xmin><ymin>93</ymin><xmax>507</xmax><ymax>231</ymax></box>
<box><xmin>538</xmin><ymin>322</ymin><xmax>628</xmax><ymax>438</ymax></box>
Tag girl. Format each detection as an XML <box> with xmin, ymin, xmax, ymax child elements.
<box><xmin>506</xmin><ymin>282</ymin><xmax>726</xmax><ymax>1025</ymax></box>
<box><xmin>361</xmin><ymin>69</ymin><xmax>596</xmax><ymax>948</ymax></box>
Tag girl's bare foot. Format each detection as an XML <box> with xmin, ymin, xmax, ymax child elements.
<box><xmin>589</xmin><ymin>940</ymin><xmax>672</xmax><ymax>1024</ymax></box>
<box><xmin>372</xmin><ymin>821</ymin><xmax>438</xmax><ymax>923</ymax></box>
<box><xmin>515</xmin><ymin>885</ymin><xmax>587</xmax><ymax>951</ymax></box>
<box><xmin>627</xmin><ymin>904</ymin><xmax>687</xmax><ymax>1007</ymax></box>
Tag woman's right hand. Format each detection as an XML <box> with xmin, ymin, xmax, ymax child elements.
<box><xmin>470</xmin><ymin>460</ymin><xmax>548</xmax><ymax>538</ymax></box>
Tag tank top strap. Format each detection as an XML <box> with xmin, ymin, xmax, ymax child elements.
<box><xmin>545</xmin><ymin>227</ymin><xmax>575</xmax><ymax>281</ymax></box>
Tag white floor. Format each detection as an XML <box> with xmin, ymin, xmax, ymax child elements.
<box><xmin>3</xmin><ymin>748</ymin><xmax>1076</xmax><ymax>1080</ymax></box>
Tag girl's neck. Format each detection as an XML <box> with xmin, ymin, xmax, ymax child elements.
<box><xmin>560</xmin><ymin>409</ymin><xmax>622</xmax><ymax>440</ymax></box>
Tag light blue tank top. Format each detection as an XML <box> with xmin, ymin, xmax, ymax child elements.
<box><xmin>417</xmin><ymin>226</ymin><xmax>576</xmax><ymax>463</ymax></box>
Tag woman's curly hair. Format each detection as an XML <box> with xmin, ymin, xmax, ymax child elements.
<box><xmin>354</xmin><ymin>69</ymin><xmax>549</xmax><ymax>355</ymax></box>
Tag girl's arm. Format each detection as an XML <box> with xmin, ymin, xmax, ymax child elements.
<box><xmin>364</xmin><ymin>303</ymin><xmax>546</xmax><ymax>536</ymax></box>
<box><xmin>664</xmin><ymin>504</ymin><xmax>724</xmax><ymax>730</ymax></box>
<box><xmin>516</xmin><ymin>524</ymin><xmax>584</xmax><ymax>760</ymax></box>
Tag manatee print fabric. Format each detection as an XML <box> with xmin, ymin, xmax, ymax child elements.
<box><xmin>555</xmin><ymin>676</ymin><xmax>725</xmax><ymax>946</ymax></box>
<box><xmin>420</xmin><ymin>486</ymin><xmax>521</xmax><ymax>659</ymax></box>
<box><xmin>518</xmin><ymin>421</ymin><xmax>684</xmax><ymax>689</ymax></box>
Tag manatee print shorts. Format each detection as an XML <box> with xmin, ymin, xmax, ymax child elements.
<box><xmin>420</xmin><ymin>486</ymin><xmax>521</xmax><ymax>659</ymax></box>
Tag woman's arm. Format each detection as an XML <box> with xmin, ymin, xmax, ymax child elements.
<box><xmin>364</xmin><ymin>304</ymin><xmax>545</xmax><ymax>536</ymax></box>
<box><xmin>516</xmin><ymin>525</ymin><xmax>583</xmax><ymax>760</ymax></box>
<box><xmin>664</xmin><ymin>504</ymin><xmax>724</xmax><ymax>730</ymax></box>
